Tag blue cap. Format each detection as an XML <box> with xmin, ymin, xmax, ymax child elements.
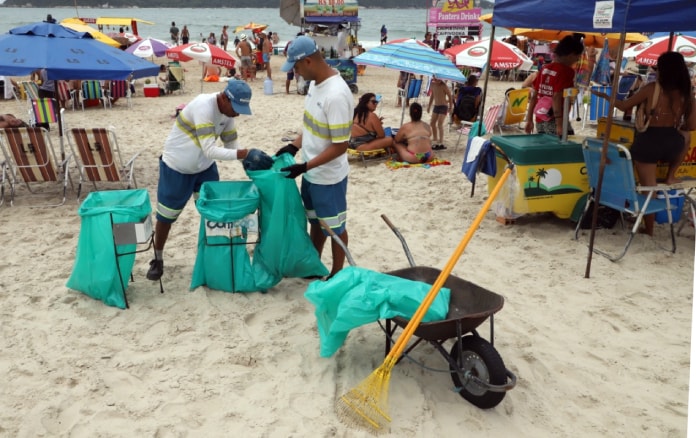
<box><xmin>281</xmin><ymin>35</ymin><xmax>318</xmax><ymax>72</ymax></box>
<box><xmin>224</xmin><ymin>79</ymin><xmax>252</xmax><ymax>115</ymax></box>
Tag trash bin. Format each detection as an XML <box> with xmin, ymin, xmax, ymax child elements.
<box><xmin>66</xmin><ymin>189</ymin><xmax>152</xmax><ymax>309</ymax></box>
<box><xmin>190</xmin><ymin>181</ymin><xmax>261</xmax><ymax>292</ymax></box>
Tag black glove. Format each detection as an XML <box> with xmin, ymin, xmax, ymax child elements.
<box><xmin>280</xmin><ymin>162</ymin><xmax>308</xmax><ymax>179</ymax></box>
<box><xmin>275</xmin><ymin>143</ymin><xmax>299</xmax><ymax>157</ymax></box>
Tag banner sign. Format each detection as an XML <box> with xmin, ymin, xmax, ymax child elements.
<box><xmin>428</xmin><ymin>7</ymin><xmax>482</xmax><ymax>26</ymax></box>
<box><xmin>304</xmin><ymin>0</ymin><xmax>359</xmax><ymax>17</ymax></box>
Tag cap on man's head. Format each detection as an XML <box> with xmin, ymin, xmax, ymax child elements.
<box><xmin>224</xmin><ymin>79</ymin><xmax>252</xmax><ymax>115</ymax></box>
<box><xmin>240</xmin><ymin>33</ymin><xmax>247</xmax><ymax>40</ymax></box>
<box><xmin>281</xmin><ymin>35</ymin><xmax>318</xmax><ymax>72</ymax></box>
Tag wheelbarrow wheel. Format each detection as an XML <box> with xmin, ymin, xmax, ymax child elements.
<box><xmin>449</xmin><ymin>335</ymin><xmax>507</xmax><ymax>409</ymax></box>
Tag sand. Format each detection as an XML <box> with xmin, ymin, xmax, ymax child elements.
<box><xmin>0</xmin><ymin>55</ymin><xmax>692</xmax><ymax>437</ymax></box>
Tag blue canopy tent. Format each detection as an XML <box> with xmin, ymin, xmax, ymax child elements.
<box><xmin>487</xmin><ymin>0</ymin><xmax>696</xmax><ymax>276</ymax></box>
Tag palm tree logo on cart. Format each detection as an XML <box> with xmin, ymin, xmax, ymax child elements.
<box><xmin>524</xmin><ymin>167</ymin><xmax>583</xmax><ymax>197</ymax></box>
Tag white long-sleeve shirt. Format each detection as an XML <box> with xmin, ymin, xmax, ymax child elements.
<box><xmin>162</xmin><ymin>93</ymin><xmax>240</xmax><ymax>174</ymax></box>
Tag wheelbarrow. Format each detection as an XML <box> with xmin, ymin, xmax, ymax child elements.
<box><xmin>320</xmin><ymin>214</ymin><xmax>517</xmax><ymax>410</ymax></box>
<box><xmin>380</xmin><ymin>216</ymin><xmax>515</xmax><ymax>409</ymax></box>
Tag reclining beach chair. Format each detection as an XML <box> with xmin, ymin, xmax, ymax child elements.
<box><xmin>582</xmin><ymin>85</ymin><xmax>612</xmax><ymax>128</ymax></box>
<box><xmin>29</xmin><ymin>97</ymin><xmax>59</xmax><ymax>131</ymax></box>
<box><xmin>454</xmin><ymin>103</ymin><xmax>502</xmax><ymax>152</ymax></box>
<box><xmin>67</xmin><ymin>127</ymin><xmax>139</xmax><ymax>200</ymax></box>
<box><xmin>167</xmin><ymin>65</ymin><xmax>185</xmax><ymax>94</ymax></box>
<box><xmin>56</xmin><ymin>80</ymin><xmax>76</xmax><ymax>111</ymax></box>
<box><xmin>574</xmin><ymin>137</ymin><xmax>677</xmax><ymax>261</ymax></box>
<box><xmin>494</xmin><ymin>88</ymin><xmax>530</xmax><ymax>133</ymax></box>
<box><xmin>78</xmin><ymin>80</ymin><xmax>109</xmax><ymax>110</ymax></box>
<box><xmin>0</xmin><ymin>127</ymin><xmax>71</xmax><ymax>206</ymax></box>
<box><xmin>105</xmin><ymin>80</ymin><xmax>132</xmax><ymax>109</ymax></box>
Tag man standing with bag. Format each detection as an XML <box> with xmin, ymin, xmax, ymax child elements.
<box><xmin>275</xmin><ymin>35</ymin><xmax>353</xmax><ymax>280</ymax></box>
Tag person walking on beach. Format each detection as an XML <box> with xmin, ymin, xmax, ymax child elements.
<box><xmin>181</xmin><ymin>25</ymin><xmax>190</xmax><ymax>44</ymax></box>
<box><xmin>236</xmin><ymin>34</ymin><xmax>254</xmax><ymax>82</ymax></box>
<box><xmin>147</xmin><ymin>80</ymin><xmax>258</xmax><ymax>281</ymax></box>
<box><xmin>170</xmin><ymin>21</ymin><xmax>179</xmax><ymax>45</ymax></box>
<box><xmin>262</xmin><ymin>32</ymin><xmax>273</xmax><ymax>80</ymax></box>
<box><xmin>380</xmin><ymin>25</ymin><xmax>387</xmax><ymax>44</ymax></box>
<box><xmin>427</xmin><ymin>78</ymin><xmax>452</xmax><ymax>150</ymax></box>
<box><xmin>220</xmin><ymin>26</ymin><xmax>229</xmax><ymax>51</ymax></box>
<box><xmin>275</xmin><ymin>35</ymin><xmax>354</xmax><ymax>279</ymax></box>
<box><xmin>592</xmin><ymin>51</ymin><xmax>696</xmax><ymax>235</ymax></box>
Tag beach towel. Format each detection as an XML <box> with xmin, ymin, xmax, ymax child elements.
<box><xmin>385</xmin><ymin>157</ymin><xmax>450</xmax><ymax>170</ymax></box>
<box><xmin>461</xmin><ymin>136</ymin><xmax>496</xmax><ymax>183</ymax></box>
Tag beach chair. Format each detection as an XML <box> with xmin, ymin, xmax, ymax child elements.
<box><xmin>0</xmin><ymin>159</ymin><xmax>7</xmax><ymax>207</ymax></box>
<box><xmin>105</xmin><ymin>80</ymin><xmax>132</xmax><ymax>109</ymax></box>
<box><xmin>56</xmin><ymin>80</ymin><xmax>76</xmax><ymax>111</ymax></box>
<box><xmin>455</xmin><ymin>104</ymin><xmax>502</xmax><ymax>152</ymax></box>
<box><xmin>67</xmin><ymin>127</ymin><xmax>139</xmax><ymax>200</ymax></box>
<box><xmin>0</xmin><ymin>127</ymin><xmax>71</xmax><ymax>206</ymax></box>
<box><xmin>574</xmin><ymin>138</ymin><xmax>676</xmax><ymax>261</ymax></box>
<box><xmin>582</xmin><ymin>85</ymin><xmax>612</xmax><ymax>128</ymax></box>
<box><xmin>19</xmin><ymin>81</ymin><xmax>39</xmax><ymax>101</ymax></box>
<box><xmin>78</xmin><ymin>80</ymin><xmax>109</xmax><ymax>110</ymax></box>
<box><xmin>29</xmin><ymin>98</ymin><xmax>59</xmax><ymax>130</ymax></box>
<box><xmin>494</xmin><ymin>88</ymin><xmax>530</xmax><ymax>133</ymax></box>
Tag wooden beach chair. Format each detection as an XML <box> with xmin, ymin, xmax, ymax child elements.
<box><xmin>0</xmin><ymin>127</ymin><xmax>71</xmax><ymax>206</ymax></box>
<box><xmin>67</xmin><ymin>127</ymin><xmax>139</xmax><ymax>200</ymax></box>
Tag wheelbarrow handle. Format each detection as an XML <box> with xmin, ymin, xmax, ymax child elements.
<box><xmin>317</xmin><ymin>218</ymin><xmax>357</xmax><ymax>267</ymax></box>
<box><xmin>380</xmin><ymin>214</ymin><xmax>416</xmax><ymax>268</ymax></box>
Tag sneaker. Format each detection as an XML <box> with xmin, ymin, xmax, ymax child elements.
<box><xmin>146</xmin><ymin>259</ymin><xmax>163</xmax><ymax>281</ymax></box>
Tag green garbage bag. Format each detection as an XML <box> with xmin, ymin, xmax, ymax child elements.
<box><xmin>246</xmin><ymin>153</ymin><xmax>329</xmax><ymax>280</ymax></box>
<box><xmin>190</xmin><ymin>181</ymin><xmax>265</xmax><ymax>292</ymax></box>
<box><xmin>304</xmin><ymin>266</ymin><xmax>451</xmax><ymax>357</ymax></box>
<box><xmin>66</xmin><ymin>189</ymin><xmax>152</xmax><ymax>309</ymax></box>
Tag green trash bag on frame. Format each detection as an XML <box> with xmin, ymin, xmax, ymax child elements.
<box><xmin>66</xmin><ymin>189</ymin><xmax>152</xmax><ymax>309</ymax></box>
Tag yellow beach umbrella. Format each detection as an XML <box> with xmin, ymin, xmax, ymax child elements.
<box><xmin>512</xmin><ymin>28</ymin><xmax>647</xmax><ymax>48</ymax></box>
<box><xmin>479</xmin><ymin>13</ymin><xmax>493</xmax><ymax>24</ymax></box>
<box><xmin>234</xmin><ymin>22</ymin><xmax>268</xmax><ymax>34</ymax></box>
<box><xmin>60</xmin><ymin>18</ymin><xmax>121</xmax><ymax>48</ymax></box>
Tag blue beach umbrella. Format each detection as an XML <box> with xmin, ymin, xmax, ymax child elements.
<box><xmin>353</xmin><ymin>39</ymin><xmax>466</xmax><ymax>83</ymax></box>
<box><xmin>0</xmin><ymin>22</ymin><xmax>160</xmax><ymax>80</ymax></box>
<box><xmin>591</xmin><ymin>38</ymin><xmax>612</xmax><ymax>85</ymax></box>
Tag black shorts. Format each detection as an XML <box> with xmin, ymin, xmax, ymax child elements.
<box><xmin>631</xmin><ymin>127</ymin><xmax>685</xmax><ymax>163</ymax></box>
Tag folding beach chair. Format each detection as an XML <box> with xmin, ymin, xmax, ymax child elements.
<box><xmin>19</xmin><ymin>81</ymin><xmax>39</xmax><ymax>101</ymax></box>
<box><xmin>574</xmin><ymin>138</ymin><xmax>677</xmax><ymax>261</ymax></box>
<box><xmin>29</xmin><ymin>98</ymin><xmax>59</xmax><ymax>130</ymax></box>
<box><xmin>167</xmin><ymin>65</ymin><xmax>185</xmax><ymax>94</ymax></box>
<box><xmin>0</xmin><ymin>127</ymin><xmax>71</xmax><ymax>206</ymax></box>
<box><xmin>495</xmin><ymin>88</ymin><xmax>530</xmax><ymax>133</ymax></box>
<box><xmin>455</xmin><ymin>104</ymin><xmax>502</xmax><ymax>151</ymax></box>
<box><xmin>78</xmin><ymin>80</ymin><xmax>109</xmax><ymax>110</ymax></box>
<box><xmin>105</xmin><ymin>80</ymin><xmax>132</xmax><ymax>109</ymax></box>
<box><xmin>582</xmin><ymin>85</ymin><xmax>612</xmax><ymax>128</ymax></box>
<box><xmin>67</xmin><ymin>127</ymin><xmax>139</xmax><ymax>200</ymax></box>
<box><xmin>56</xmin><ymin>80</ymin><xmax>76</xmax><ymax>111</ymax></box>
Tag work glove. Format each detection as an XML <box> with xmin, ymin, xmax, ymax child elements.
<box><xmin>280</xmin><ymin>162</ymin><xmax>308</xmax><ymax>179</ymax></box>
<box><xmin>242</xmin><ymin>148</ymin><xmax>274</xmax><ymax>171</ymax></box>
<box><xmin>275</xmin><ymin>143</ymin><xmax>299</xmax><ymax>157</ymax></box>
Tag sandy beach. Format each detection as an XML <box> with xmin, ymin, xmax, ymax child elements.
<box><xmin>0</xmin><ymin>55</ymin><xmax>692</xmax><ymax>437</ymax></box>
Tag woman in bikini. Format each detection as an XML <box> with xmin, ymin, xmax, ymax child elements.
<box><xmin>349</xmin><ymin>93</ymin><xmax>394</xmax><ymax>152</ymax></box>
<box><xmin>393</xmin><ymin>102</ymin><xmax>434</xmax><ymax>164</ymax></box>
<box><xmin>592</xmin><ymin>51</ymin><xmax>696</xmax><ymax>235</ymax></box>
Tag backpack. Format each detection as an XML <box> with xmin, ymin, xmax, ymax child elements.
<box><xmin>455</xmin><ymin>94</ymin><xmax>478</xmax><ymax>122</ymax></box>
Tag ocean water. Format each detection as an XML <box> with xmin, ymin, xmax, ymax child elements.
<box><xmin>0</xmin><ymin>6</ymin><xmax>498</xmax><ymax>48</ymax></box>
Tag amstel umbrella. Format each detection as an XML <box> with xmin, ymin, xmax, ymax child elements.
<box><xmin>444</xmin><ymin>38</ymin><xmax>532</xmax><ymax>70</ymax></box>
<box><xmin>0</xmin><ymin>22</ymin><xmax>160</xmax><ymax>80</ymax></box>
<box><xmin>622</xmin><ymin>34</ymin><xmax>696</xmax><ymax>66</ymax></box>
<box><xmin>166</xmin><ymin>42</ymin><xmax>237</xmax><ymax>92</ymax></box>
<box><xmin>126</xmin><ymin>37</ymin><xmax>172</xmax><ymax>58</ymax></box>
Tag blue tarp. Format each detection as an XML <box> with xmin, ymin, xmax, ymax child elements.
<box><xmin>492</xmin><ymin>0</ymin><xmax>696</xmax><ymax>33</ymax></box>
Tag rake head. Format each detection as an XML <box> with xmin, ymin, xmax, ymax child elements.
<box><xmin>335</xmin><ymin>364</ymin><xmax>393</xmax><ymax>433</ymax></box>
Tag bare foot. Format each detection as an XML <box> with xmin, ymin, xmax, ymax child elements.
<box><xmin>664</xmin><ymin>177</ymin><xmax>683</xmax><ymax>185</ymax></box>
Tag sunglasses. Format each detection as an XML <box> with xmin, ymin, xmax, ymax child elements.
<box><xmin>370</xmin><ymin>99</ymin><xmax>379</xmax><ymax>104</ymax></box>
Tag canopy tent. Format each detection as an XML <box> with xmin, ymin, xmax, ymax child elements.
<box><xmin>489</xmin><ymin>0</ymin><xmax>696</xmax><ymax>277</ymax></box>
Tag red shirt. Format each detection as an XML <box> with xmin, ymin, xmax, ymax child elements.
<box><xmin>532</xmin><ymin>62</ymin><xmax>575</xmax><ymax>122</ymax></box>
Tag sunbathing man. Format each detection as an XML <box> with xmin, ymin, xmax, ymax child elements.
<box><xmin>393</xmin><ymin>103</ymin><xmax>434</xmax><ymax>164</ymax></box>
<box><xmin>0</xmin><ymin>114</ymin><xmax>29</xmax><ymax>128</ymax></box>
<box><xmin>235</xmin><ymin>34</ymin><xmax>254</xmax><ymax>82</ymax></box>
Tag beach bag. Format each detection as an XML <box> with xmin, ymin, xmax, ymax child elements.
<box><xmin>533</xmin><ymin>95</ymin><xmax>554</xmax><ymax>122</ymax></box>
<box><xmin>635</xmin><ymin>83</ymin><xmax>661</xmax><ymax>133</ymax></box>
<box><xmin>455</xmin><ymin>94</ymin><xmax>478</xmax><ymax>122</ymax></box>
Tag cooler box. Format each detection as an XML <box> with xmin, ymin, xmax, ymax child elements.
<box><xmin>655</xmin><ymin>189</ymin><xmax>685</xmax><ymax>224</ymax></box>
<box><xmin>487</xmin><ymin>134</ymin><xmax>589</xmax><ymax>219</ymax></box>
<box><xmin>143</xmin><ymin>84</ymin><xmax>159</xmax><ymax>97</ymax></box>
<box><xmin>597</xmin><ymin>117</ymin><xmax>696</xmax><ymax>180</ymax></box>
